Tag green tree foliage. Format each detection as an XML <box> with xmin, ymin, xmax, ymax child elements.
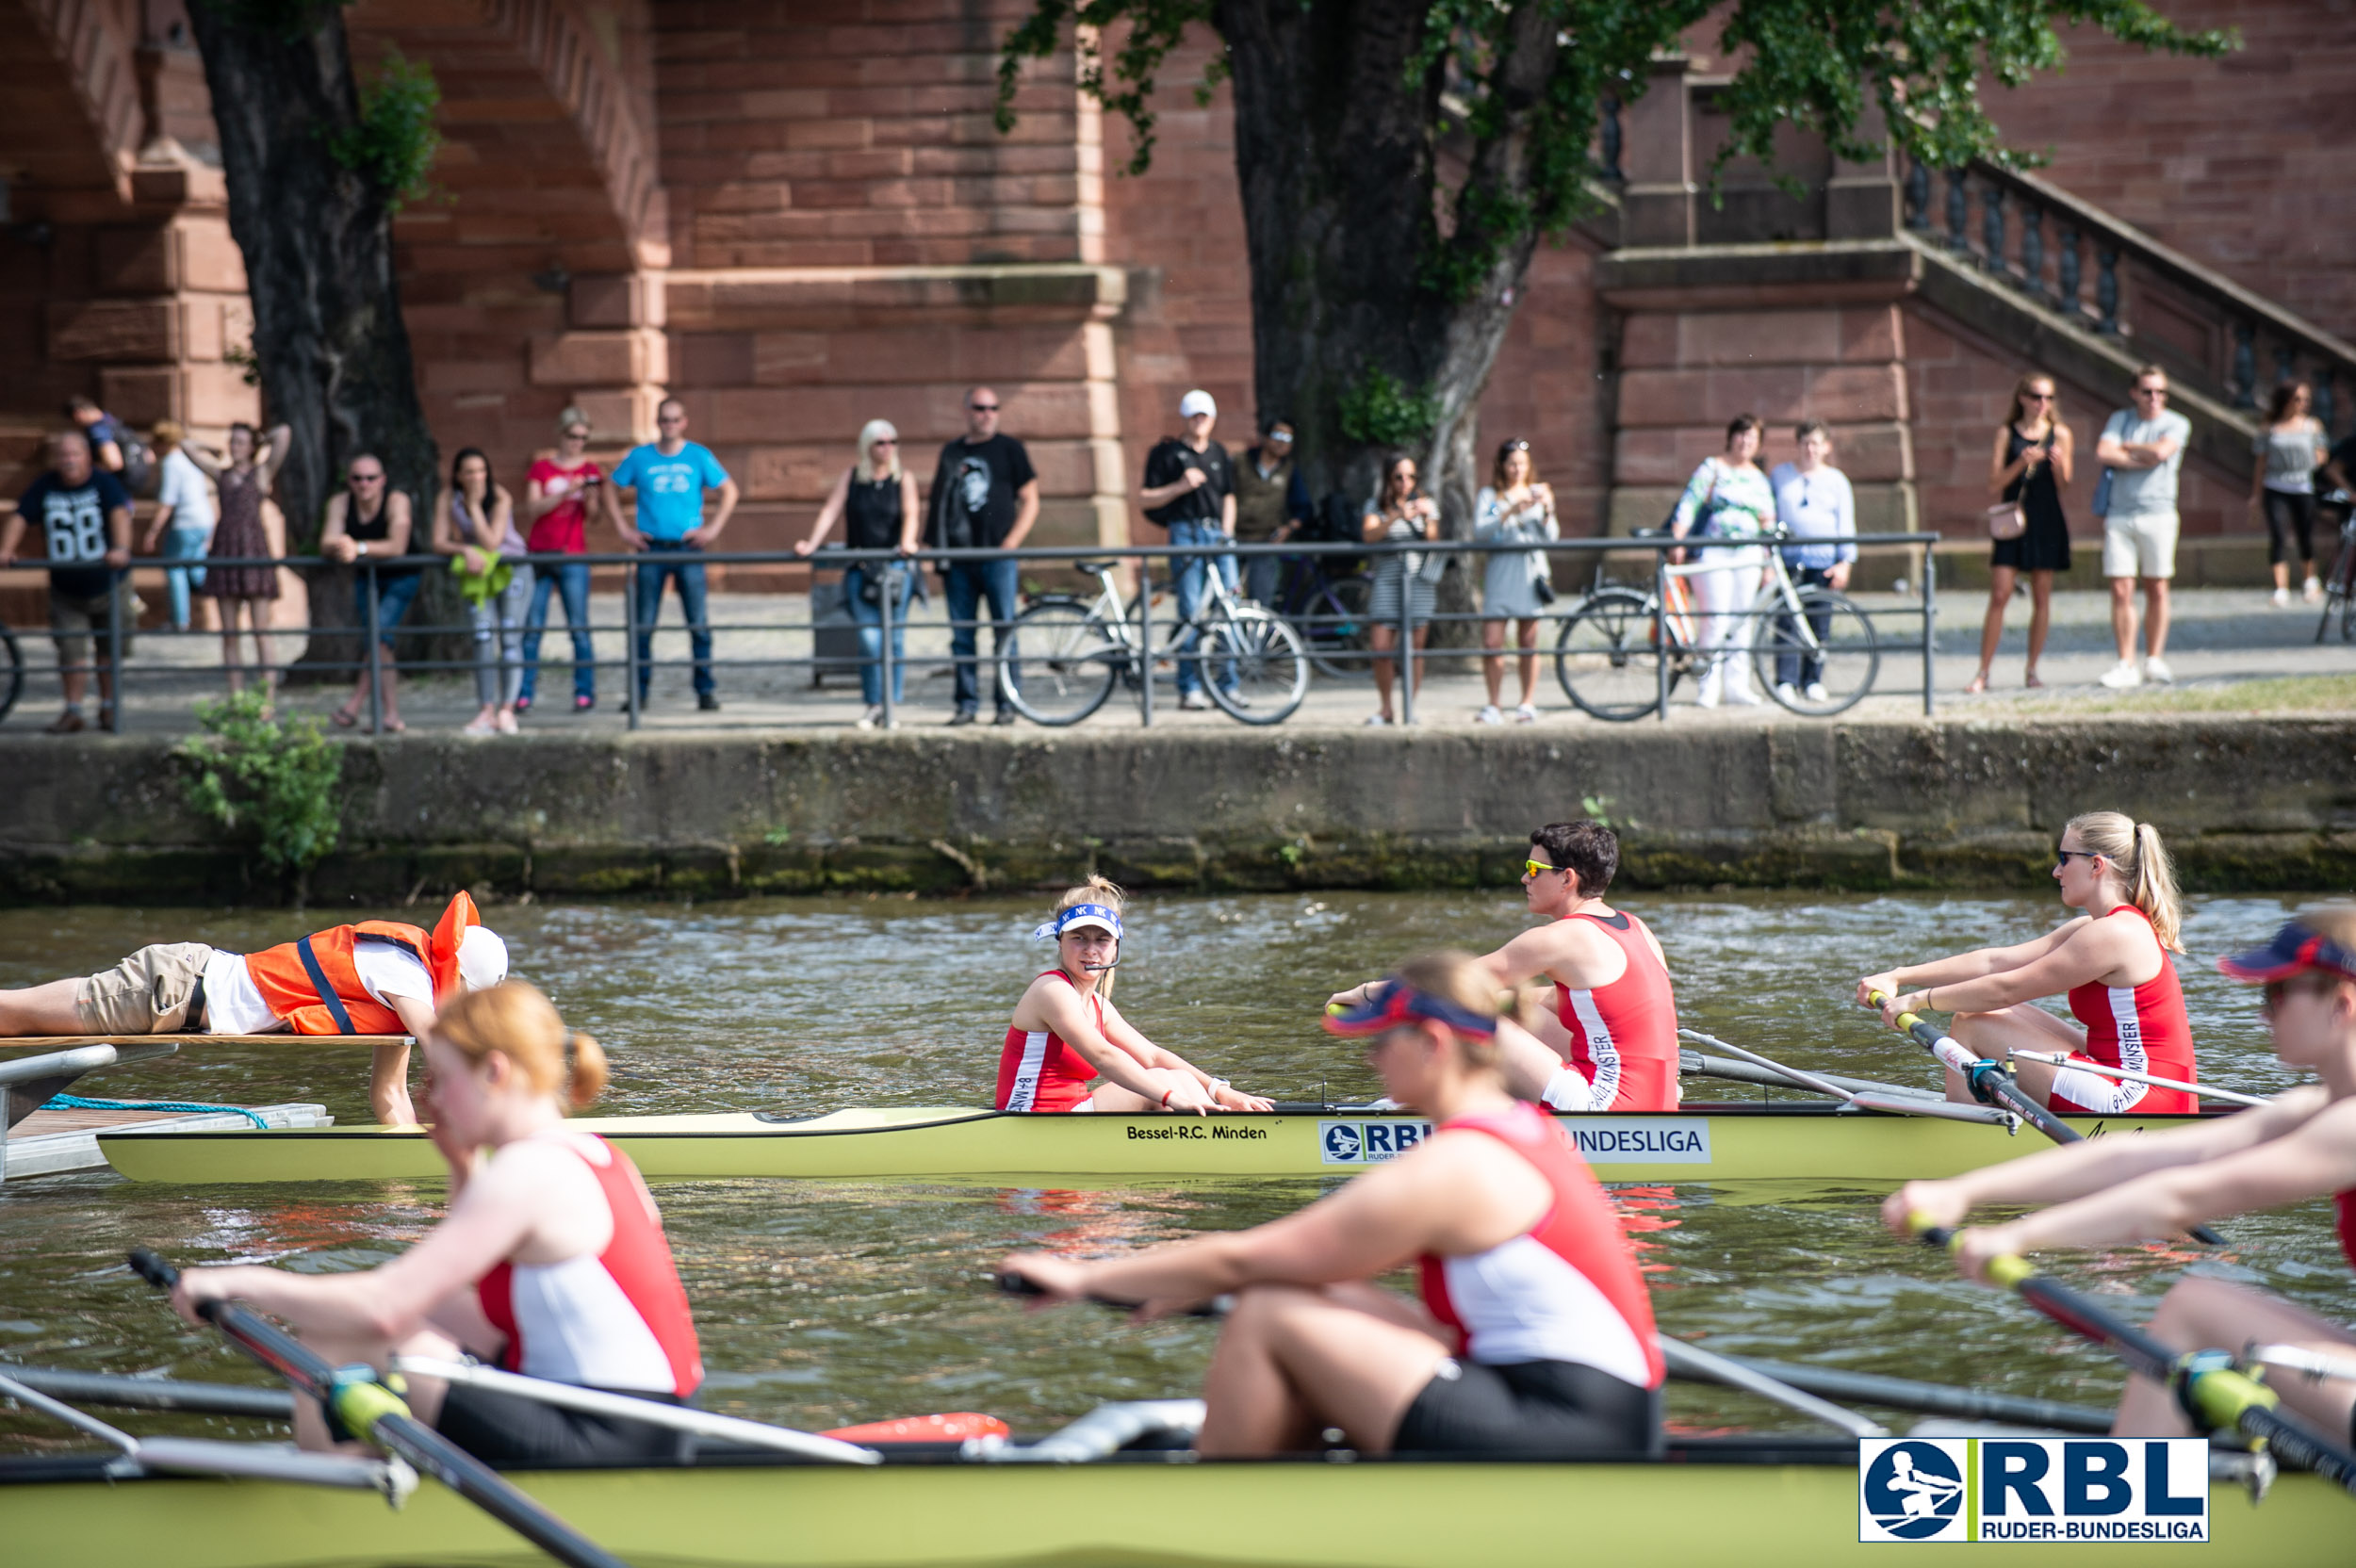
<box><xmin>329</xmin><ymin>48</ymin><xmax>442</xmax><ymax>209</ymax></box>
<box><xmin>174</xmin><ymin>691</ymin><xmax>347</xmax><ymax>902</ymax></box>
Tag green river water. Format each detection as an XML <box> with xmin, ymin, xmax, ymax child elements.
<box><xmin>0</xmin><ymin>889</ymin><xmax>2344</xmax><ymax>1448</ymax></box>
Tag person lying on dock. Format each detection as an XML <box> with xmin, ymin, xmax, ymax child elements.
<box><xmin>1004</xmin><ymin>952</ymin><xmax>1663</xmax><ymax>1458</ymax></box>
<box><xmin>1328</xmin><ymin>821</ymin><xmax>1681</xmax><ymax>1112</ymax></box>
<box><xmin>1857</xmin><ymin>811</ymin><xmax>2197</xmax><ymax>1115</ymax></box>
<box><xmin>0</xmin><ymin>892</ymin><xmax>507</xmax><ymax>1125</ymax></box>
<box><xmin>998</xmin><ymin>877</ymin><xmax>1274</xmax><ymax>1114</ymax></box>
<box><xmin>169</xmin><ymin>982</ymin><xmax>705</xmax><ymax>1467</ymax></box>
<box><xmin>1887</xmin><ymin>906</ymin><xmax>2356</xmax><ymax>1440</ymax></box>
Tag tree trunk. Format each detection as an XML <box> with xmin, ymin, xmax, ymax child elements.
<box><xmin>186</xmin><ymin>2</ymin><xmax>440</xmax><ymax>683</ymax></box>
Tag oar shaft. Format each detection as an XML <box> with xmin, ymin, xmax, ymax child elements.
<box><xmin>2010</xmin><ymin>1051</ymin><xmax>2267</xmax><ymax>1109</ymax></box>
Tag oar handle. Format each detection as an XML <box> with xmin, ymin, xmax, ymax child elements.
<box><xmin>1907</xmin><ymin>1217</ymin><xmax>2037</xmax><ymax>1289</ymax></box>
<box><xmin>993</xmin><ymin>1272</ymin><xmax>1226</xmax><ymax>1318</ymax></box>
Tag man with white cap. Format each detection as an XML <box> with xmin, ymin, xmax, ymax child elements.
<box><xmin>0</xmin><ymin>892</ymin><xmax>510</xmax><ymax>1127</ymax></box>
<box><xmin>1140</xmin><ymin>389</ymin><xmax>1239</xmax><ymax>710</ymax></box>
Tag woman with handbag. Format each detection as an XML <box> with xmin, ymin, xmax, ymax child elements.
<box><xmin>1472</xmin><ymin>439</ymin><xmax>1558</xmax><ymax>724</ymax></box>
<box><xmin>1362</xmin><ymin>454</ymin><xmax>1443</xmax><ymax>726</ymax></box>
<box><xmin>1969</xmin><ymin>373</ymin><xmax>2073</xmax><ymax>694</ymax></box>
<box><xmin>1665</xmin><ymin>415</ymin><xmax>1775</xmax><ymax>707</ymax></box>
<box><xmin>795</xmin><ymin>418</ymin><xmax>923</xmax><ymax>729</ymax></box>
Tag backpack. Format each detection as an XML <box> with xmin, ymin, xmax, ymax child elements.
<box><xmin>92</xmin><ymin>416</ymin><xmax>156</xmax><ymax>498</ymax></box>
<box><xmin>1314</xmin><ymin>491</ymin><xmax>1366</xmax><ymax>575</ymax></box>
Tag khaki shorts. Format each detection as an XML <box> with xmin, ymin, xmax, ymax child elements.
<box><xmin>49</xmin><ymin>584</ymin><xmax>133</xmax><ymax>666</ymax></box>
<box><xmin>2102</xmin><ymin>511</ymin><xmax>2179</xmax><ymax>580</ymax></box>
<box><xmin>74</xmin><ymin>942</ymin><xmax>214</xmax><ymax>1034</ymax></box>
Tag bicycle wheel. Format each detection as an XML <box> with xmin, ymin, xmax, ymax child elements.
<box><xmin>2318</xmin><ymin>532</ymin><xmax>2356</xmax><ymax>645</ymax></box>
<box><xmin>1751</xmin><ymin>588</ymin><xmax>1880</xmax><ymax>715</ymax></box>
<box><xmin>0</xmin><ymin>622</ymin><xmax>20</xmax><ymax>724</ymax></box>
<box><xmin>999</xmin><ymin>600</ymin><xmax>1121</xmax><ymax>726</ymax></box>
<box><xmin>1554</xmin><ymin>588</ymin><xmax>1666</xmax><ymax>721</ymax></box>
<box><xmin>1204</xmin><ymin>608</ymin><xmax>1309</xmax><ymax>725</ymax></box>
<box><xmin>1300</xmin><ymin>573</ymin><xmax>1375</xmax><ymax>680</ymax></box>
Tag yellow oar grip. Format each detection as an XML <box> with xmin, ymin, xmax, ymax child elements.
<box><xmin>330</xmin><ymin>1378</ymin><xmax>413</xmax><ymax>1440</ymax></box>
<box><xmin>2180</xmin><ymin>1363</ymin><xmax>2279</xmax><ymax>1431</ymax></box>
<box><xmin>1908</xmin><ymin>1213</ymin><xmax>2036</xmax><ymax>1288</ymax></box>
<box><xmin>1326</xmin><ymin>1002</ymin><xmax>1347</xmax><ymax>1016</ymax></box>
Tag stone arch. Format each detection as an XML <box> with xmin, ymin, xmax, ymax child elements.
<box><xmin>0</xmin><ymin>0</ymin><xmax>145</xmax><ymax>201</ymax></box>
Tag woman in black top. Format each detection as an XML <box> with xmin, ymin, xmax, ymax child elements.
<box><xmin>1970</xmin><ymin>373</ymin><xmax>2074</xmax><ymax>694</ymax></box>
<box><xmin>796</xmin><ymin>418</ymin><xmax>923</xmax><ymax>728</ymax></box>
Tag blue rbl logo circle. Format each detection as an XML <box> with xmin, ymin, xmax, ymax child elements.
<box><xmin>1864</xmin><ymin>1443</ymin><xmax>1965</xmax><ymax>1538</ymax></box>
<box><xmin>1322</xmin><ymin>1124</ymin><xmax>1362</xmax><ymax>1162</ymax></box>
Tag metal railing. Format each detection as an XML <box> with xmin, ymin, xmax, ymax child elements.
<box><xmin>4</xmin><ymin>531</ymin><xmax>1940</xmax><ymax>732</ymax></box>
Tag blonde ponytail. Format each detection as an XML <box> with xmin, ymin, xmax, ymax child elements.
<box><xmin>1392</xmin><ymin>951</ymin><xmax>1504</xmax><ymax>1070</ymax></box>
<box><xmin>434</xmin><ymin>981</ymin><xmax>608</xmax><ymax>1112</ymax></box>
<box><xmin>2065</xmin><ymin>811</ymin><xmax>2184</xmax><ymax>951</ymax></box>
<box><xmin>565</xmin><ymin>1032</ymin><xmax>608</xmax><ymax>1109</ymax></box>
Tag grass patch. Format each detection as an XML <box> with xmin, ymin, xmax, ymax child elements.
<box><xmin>2011</xmin><ymin>673</ymin><xmax>2356</xmax><ymax>716</ymax></box>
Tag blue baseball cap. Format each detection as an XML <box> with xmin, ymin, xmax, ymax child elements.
<box><xmin>1322</xmin><ymin>978</ymin><xmax>1497</xmax><ymax>1039</ymax></box>
<box><xmin>2217</xmin><ymin>921</ymin><xmax>2356</xmax><ymax>985</ymax></box>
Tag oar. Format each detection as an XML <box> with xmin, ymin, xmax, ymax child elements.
<box><xmin>0</xmin><ymin>1363</ymin><xmax>293</xmax><ymax>1419</ymax></box>
<box><xmin>2010</xmin><ymin>1051</ymin><xmax>2268</xmax><ymax>1109</ymax></box>
<box><xmin>2242</xmin><ymin>1345</ymin><xmax>2356</xmax><ymax>1385</ymax></box>
<box><xmin>1719</xmin><ymin>1356</ymin><xmax>2112</xmax><ymax>1433</ymax></box>
<box><xmin>1908</xmin><ymin>1219</ymin><xmax>2356</xmax><ymax>1494</ymax></box>
<box><xmin>388</xmin><ymin>1357</ymin><xmax>876</xmax><ymax>1464</ymax></box>
<box><xmin>129</xmin><ymin>1250</ymin><xmax>631</xmax><ymax>1568</ymax></box>
<box><xmin>1679</xmin><ymin>1029</ymin><xmax>2013</xmax><ymax>1128</ymax></box>
<box><xmin>1678</xmin><ymin>1030</ymin><xmax>1940</xmax><ymax>1102</ymax></box>
<box><xmin>1859</xmin><ymin>991</ymin><xmax>2226</xmax><ymax>1246</ymax></box>
<box><xmin>2</xmin><ymin>1035</ymin><xmax>410</xmax><ymax>1050</ymax></box>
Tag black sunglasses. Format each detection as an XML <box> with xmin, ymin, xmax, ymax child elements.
<box><xmin>969</xmin><ymin>402</ymin><xmax>1000</xmax><ymax>413</ymax></box>
<box><xmin>2053</xmin><ymin>849</ymin><xmax>2100</xmax><ymax>870</ymax></box>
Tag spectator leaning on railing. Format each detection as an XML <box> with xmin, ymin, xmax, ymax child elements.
<box><xmin>2092</xmin><ymin>365</ymin><xmax>2189</xmax><ymax>689</ymax></box>
<box><xmin>0</xmin><ymin>429</ymin><xmax>132</xmax><ymax>733</ymax></box>
<box><xmin>320</xmin><ymin>453</ymin><xmax>416</xmax><ymax>732</ymax></box>
<box><xmin>1232</xmin><ymin>417</ymin><xmax>1312</xmax><ymax>606</ymax></box>
<box><xmin>611</xmin><ymin>397</ymin><xmax>739</xmax><ymax>714</ymax></box>
<box><xmin>519</xmin><ymin>406</ymin><xmax>603</xmax><ymax>713</ymax></box>
<box><xmin>925</xmin><ymin>385</ymin><xmax>1039</xmax><ymax>727</ymax></box>
<box><xmin>1140</xmin><ymin>389</ymin><xmax>1239</xmax><ymax>711</ymax></box>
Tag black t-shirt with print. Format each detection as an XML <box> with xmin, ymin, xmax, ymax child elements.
<box><xmin>1142</xmin><ymin>438</ymin><xmax>1234</xmax><ymax>529</ymax></box>
<box><xmin>18</xmin><ymin>469</ymin><xmax>132</xmax><ymax>597</ymax></box>
<box><xmin>927</xmin><ymin>434</ymin><xmax>1038</xmax><ymax>549</ymax></box>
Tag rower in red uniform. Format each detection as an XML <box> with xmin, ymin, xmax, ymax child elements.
<box><xmin>1332</xmin><ymin>821</ymin><xmax>1680</xmax><ymax>1111</ymax></box>
<box><xmin>172</xmin><ymin>982</ymin><xmax>703</xmax><ymax>1466</ymax></box>
<box><xmin>1887</xmin><ymin>906</ymin><xmax>2356</xmax><ymax>1440</ymax></box>
<box><xmin>1006</xmin><ymin>951</ymin><xmax>1662</xmax><ymax>1457</ymax></box>
<box><xmin>997</xmin><ymin>877</ymin><xmax>1274</xmax><ymax>1114</ymax></box>
<box><xmin>1859</xmin><ymin>810</ymin><xmax>2198</xmax><ymax>1114</ymax></box>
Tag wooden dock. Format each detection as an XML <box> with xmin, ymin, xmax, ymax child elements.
<box><xmin>2</xmin><ymin>1101</ymin><xmax>331</xmax><ymax>1180</ymax></box>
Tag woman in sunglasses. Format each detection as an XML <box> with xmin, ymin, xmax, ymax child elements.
<box><xmin>1857</xmin><ymin>810</ymin><xmax>2197</xmax><ymax>1114</ymax></box>
<box><xmin>1003</xmin><ymin>951</ymin><xmax>1662</xmax><ymax>1458</ymax></box>
<box><xmin>1887</xmin><ymin>907</ymin><xmax>2356</xmax><ymax>1440</ymax></box>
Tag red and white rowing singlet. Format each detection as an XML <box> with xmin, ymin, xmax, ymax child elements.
<box><xmin>1554</xmin><ymin>911</ymin><xmax>1679</xmax><ymax>1112</ymax></box>
<box><xmin>1417</xmin><ymin>1102</ymin><xmax>1664</xmax><ymax>1389</ymax></box>
<box><xmin>476</xmin><ymin>1133</ymin><xmax>703</xmax><ymax>1396</ymax></box>
<box><xmin>996</xmin><ymin>970</ymin><xmax>1102</xmax><ymax>1112</ymax></box>
<box><xmin>2055</xmin><ymin>906</ymin><xmax>2198</xmax><ymax>1116</ymax></box>
<box><xmin>2335</xmin><ymin>1190</ymin><xmax>2356</xmax><ymax>1275</ymax></box>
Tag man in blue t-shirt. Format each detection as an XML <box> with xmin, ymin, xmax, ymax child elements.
<box><xmin>0</xmin><ymin>429</ymin><xmax>133</xmax><ymax>732</ymax></box>
<box><xmin>609</xmin><ymin>398</ymin><xmax>739</xmax><ymax>710</ymax></box>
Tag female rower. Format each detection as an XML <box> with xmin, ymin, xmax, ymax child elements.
<box><xmin>1886</xmin><ymin>907</ymin><xmax>2356</xmax><ymax>1440</ymax></box>
<box><xmin>170</xmin><ymin>982</ymin><xmax>703</xmax><ymax>1464</ymax></box>
<box><xmin>1857</xmin><ymin>810</ymin><xmax>2197</xmax><ymax>1114</ymax></box>
<box><xmin>1000</xmin><ymin>878</ymin><xmax>1275</xmax><ymax>1114</ymax></box>
<box><xmin>1003</xmin><ymin>952</ymin><xmax>1663</xmax><ymax>1457</ymax></box>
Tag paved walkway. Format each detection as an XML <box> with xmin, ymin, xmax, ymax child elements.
<box><xmin>3</xmin><ymin>585</ymin><xmax>2348</xmax><ymax>738</ymax></box>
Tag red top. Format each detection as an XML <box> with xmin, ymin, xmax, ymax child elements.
<box><xmin>526</xmin><ymin>458</ymin><xmax>600</xmax><ymax>554</ymax></box>
<box><xmin>1553</xmin><ymin>911</ymin><xmax>1680</xmax><ymax>1112</ymax></box>
<box><xmin>2061</xmin><ymin>906</ymin><xmax>2198</xmax><ymax>1115</ymax></box>
<box><xmin>995</xmin><ymin>969</ymin><xmax>1102</xmax><ymax>1112</ymax></box>
<box><xmin>1416</xmin><ymin>1102</ymin><xmax>1663</xmax><ymax>1387</ymax></box>
<box><xmin>477</xmin><ymin>1134</ymin><xmax>703</xmax><ymax>1397</ymax></box>
<box><xmin>2335</xmin><ymin>1190</ymin><xmax>2356</xmax><ymax>1275</ymax></box>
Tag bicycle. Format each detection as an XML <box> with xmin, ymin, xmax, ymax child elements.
<box><xmin>1553</xmin><ymin>530</ymin><xmax>1880</xmax><ymax>720</ymax></box>
<box><xmin>0</xmin><ymin>614</ymin><xmax>20</xmax><ymax>724</ymax></box>
<box><xmin>2315</xmin><ymin>510</ymin><xmax>2355</xmax><ymax>645</ymax></box>
<box><xmin>1266</xmin><ymin>551</ymin><xmax>1375</xmax><ymax>679</ymax></box>
<box><xmin>999</xmin><ymin>557</ymin><xmax>1310</xmax><ymax>727</ymax></box>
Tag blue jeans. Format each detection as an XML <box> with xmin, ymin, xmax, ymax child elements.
<box><xmin>633</xmin><ymin>547</ymin><xmax>712</xmax><ymax>699</ymax></box>
<box><xmin>353</xmin><ymin>570</ymin><xmax>423</xmax><ymax>647</ymax></box>
<box><xmin>160</xmin><ymin>523</ymin><xmax>209</xmax><ymax>629</ymax></box>
<box><xmin>1773</xmin><ymin>564</ymin><xmax>1836</xmax><ymax>688</ymax></box>
<box><xmin>1167</xmin><ymin>519</ymin><xmax>1237</xmax><ymax>696</ymax></box>
<box><xmin>521</xmin><ymin>559</ymin><xmax>595</xmax><ymax>703</ymax></box>
<box><xmin>846</xmin><ymin>562</ymin><xmax>915</xmax><ymax>706</ymax></box>
<box><xmin>943</xmin><ymin>556</ymin><xmax>1020</xmax><ymax>714</ymax></box>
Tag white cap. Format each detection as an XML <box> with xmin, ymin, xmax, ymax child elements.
<box><xmin>1179</xmin><ymin>389</ymin><xmax>1217</xmax><ymax>419</ymax></box>
<box><xmin>1059</xmin><ymin>910</ymin><xmax>1119</xmax><ymax>938</ymax></box>
<box><xmin>457</xmin><ymin>926</ymin><xmax>510</xmax><ymax>991</ymax></box>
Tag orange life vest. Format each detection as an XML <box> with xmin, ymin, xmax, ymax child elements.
<box><xmin>237</xmin><ymin>892</ymin><xmax>486</xmax><ymax>1036</ymax></box>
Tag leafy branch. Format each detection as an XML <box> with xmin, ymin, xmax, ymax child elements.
<box><xmin>174</xmin><ymin>690</ymin><xmax>347</xmax><ymax>905</ymax></box>
<box><xmin>329</xmin><ymin>47</ymin><xmax>442</xmax><ymax>209</ymax></box>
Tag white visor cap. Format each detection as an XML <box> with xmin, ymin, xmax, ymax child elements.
<box><xmin>1059</xmin><ymin>912</ymin><xmax>1119</xmax><ymax>938</ymax></box>
<box><xmin>457</xmin><ymin>925</ymin><xmax>510</xmax><ymax>990</ymax></box>
<box><xmin>1178</xmin><ymin>389</ymin><xmax>1218</xmax><ymax>419</ymax></box>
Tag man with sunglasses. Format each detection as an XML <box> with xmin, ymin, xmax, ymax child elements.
<box><xmin>2093</xmin><ymin>366</ymin><xmax>2191</xmax><ymax>688</ymax></box>
<box><xmin>1885</xmin><ymin>906</ymin><xmax>2356</xmax><ymax>1441</ymax></box>
<box><xmin>925</xmin><ymin>386</ymin><xmax>1039</xmax><ymax>725</ymax></box>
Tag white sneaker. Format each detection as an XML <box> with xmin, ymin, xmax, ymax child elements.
<box><xmin>1223</xmin><ymin>688</ymin><xmax>1250</xmax><ymax>709</ymax></box>
<box><xmin>2098</xmin><ymin>661</ymin><xmax>2143</xmax><ymax>690</ymax></box>
<box><xmin>1475</xmin><ymin>705</ymin><xmax>1503</xmax><ymax>726</ymax></box>
<box><xmin>855</xmin><ymin>705</ymin><xmax>881</xmax><ymax>730</ymax></box>
<box><xmin>1774</xmin><ymin>682</ymin><xmax>1799</xmax><ymax>706</ymax></box>
<box><xmin>1724</xmin><ymin>673</ymin><xmax>1763</xmax><ymax>707</ymax></box>
<box><xmin>1179</xmin><ymin>692</ymin><xmax>1212</xmax><ymax>710</ymax></box>
<box><xmin>1513</xmin><ymin>703</ymin><xmax>1538</xmax><ymax>724</ymax></box>
<box><xmin>2273</xmin><ymin>586</ymin><xmax>2293</xmax><ymax>608</ymax></box>
<box><xmin>1695</xmin><ymin>663</ymin><xmax>1724</xmax><ymax>708</ymax></box>
<box><xmin>2142</xmin><ymin>656</ymin><xmax>2172</xmax><ymax>684</ymax></box>
<box><xmin>2306</xmin><ymin>576</ymin><xmax>2325</xmax><ymax>603</ymax></box>
<box><xmin>1805</xmin><ymin>682</ymin><xmax>1828</xmax><ymax>704</ymax></box>
<box><xmin>1364</xmin><ymin>711</ymin><xmax>1391</xmax><ymax>727</ymax></box>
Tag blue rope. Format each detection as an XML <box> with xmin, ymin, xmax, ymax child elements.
<box><xmin>40</xmin><ymin>1094</ymin><xmax>270</xmax><ymax>1130</ymax></box>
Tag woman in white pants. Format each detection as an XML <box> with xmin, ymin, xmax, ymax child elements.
<box><xmin>1665</xmin><ymin>416</ymin><xmax>1775</xmax><ymax>707</ymax></box>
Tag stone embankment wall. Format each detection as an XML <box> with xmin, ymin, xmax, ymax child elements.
<box><xmin>3</xmin><ymin>718</ymin><xmax>2349</xmax><ymax>906</ymax></box>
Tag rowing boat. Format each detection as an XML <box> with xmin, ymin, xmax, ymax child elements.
<box><xmin>96</xmin><ymin>1100</ymin><xmax>2215</xmax><ymax>1186</ymax></box>
<box><xmin>1</xmin><ymin>1436</ymin><xmax>2340</xmax><ymax>1568</ymax></box>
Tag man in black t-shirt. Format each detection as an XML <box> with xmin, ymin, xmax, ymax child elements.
<box><xmin>1139</xmin><ymin>389</ymin><xmax>1238</xmax><ymax>708</ymax></box>
<box><xmin>0</xmin><ymin>430</ymin><xmax>133</xmax><ymax>732</ymax></box>
<box><xmin>925</xmin><ymin>386</ymin><xmax>1039</xmax><ymax>723</ymax></box>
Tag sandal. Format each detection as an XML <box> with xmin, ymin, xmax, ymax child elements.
<box><xmin>332</xmin><ymin>707</ymin><xmax>359</xmax><ymax>729</ymax></box>
<box><xmin>1964</xmin><ymin>673</ymin><xmax>1988</xmax><ymax>695</ymax></box>
<box><xmin>2024</xmin><ymin>670</ymin><xmax>2045</xmax><ymax>690</ymax></box>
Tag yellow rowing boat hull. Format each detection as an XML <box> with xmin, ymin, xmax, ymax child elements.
<box><xmin>96</xmin><ymin>1102</ymin><xmax>2212</xmax><ymax>1186</ymax></box>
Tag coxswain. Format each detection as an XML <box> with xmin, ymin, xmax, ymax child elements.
<box><xmin>171</xmin><ymin>982</ymin><xmax>704</xmax><ymax>1465</ymax></box>
<box><xmin>1329</xmin><ymin>821</ymin><xmax>1680</xmax><ymax>1111</ymax></box>
<box><xmin>1857</xmin><ymin>810</ymin><xmax>2198</xmax><ymax>1114</ymax></box>
<box><xmin>0</xmin><ymin>891</ymin><xmax>506</xmax><ymax>1125</ymax></box>
<box><xmin>999</xmin><ymin>877</ymin><xmax>1273</xmax><ymax>1114</ymax></box>
<box><xmin>1888</xmin><ymin>906</ymin><xmax>2356</xmax><ymax>1439</ymax></box>
<box><xmin>1004</xmin><ymin>952</ymin><xmax>1663</xmax><ymax>1456</ymax></box>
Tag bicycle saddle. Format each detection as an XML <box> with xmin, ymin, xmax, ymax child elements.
<box><xmin>1073</xmin><ymin>558</ymin><xmax>1121</xmax><ymax>574</ymax></box>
